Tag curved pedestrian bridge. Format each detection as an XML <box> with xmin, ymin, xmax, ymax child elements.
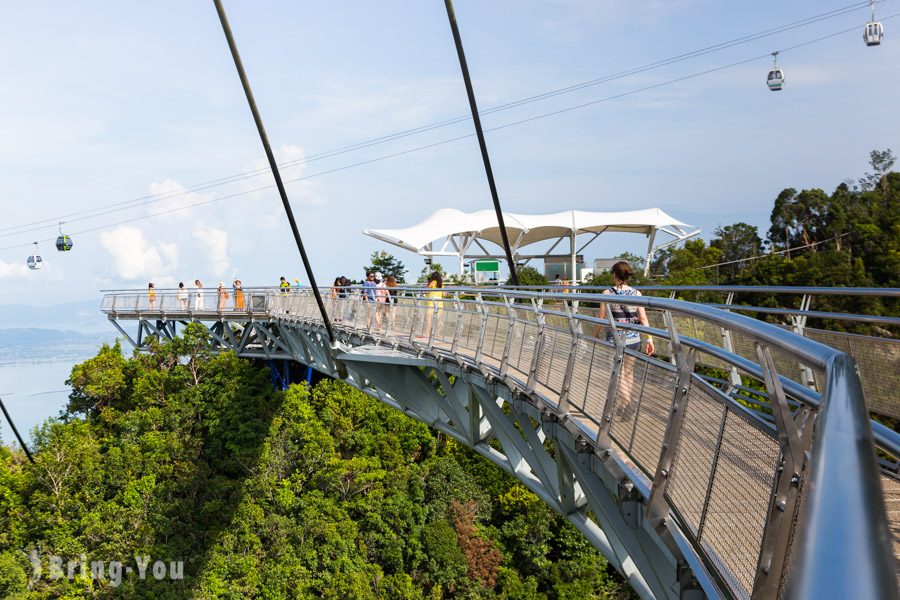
<box><xmin>100</xmin><ymin>286</ymin><xmax>899</xmax><ymax>600</ymax></box>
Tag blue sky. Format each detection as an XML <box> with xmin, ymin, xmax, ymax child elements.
<box><xmin>0</xmin><ymin>0</ymin><xmax>897</xmax><ymax>304</ymax></box>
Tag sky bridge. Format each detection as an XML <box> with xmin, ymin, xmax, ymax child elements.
<box><xmin>100</xmin><ymin>285</ymin><xmax>899</xmax><ymax>600</ymax></box>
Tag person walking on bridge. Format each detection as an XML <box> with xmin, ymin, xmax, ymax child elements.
<box><xmin>177</xmin><ymin>282</ymin><xmax>188</xmax><ymax>310</ymax></box>
<box><xmin>148</xmin><ymin>282</ymin><xmax>156</xmax><ymax>310</ymax></box>
<box><xmin>279</xmin><ymin>276</ymin><xmax>290</xmax><ymax>295</ymax></box>
<box><xmin>194</xmin><ymin>280</ymin><xmax>204</xmax><ymax>311</ymax></box>
<box><xmin>385</xmin><ymin>275</ymin><xmax>398</xmax><ymax>305</ymax></box>
<box><xmin>363</xmin><ymin>272</ymin><xmax>377</xmax><ymax>302</ymax></box>
<box><xmin>233</xmin><ymin>280</ymin><xmax>245</xmax><ymax>310</ymax></box>
<box><xmin>593</xmin><ymin>261</ymin><xmax>654</xmax><ymax>416</ymax></box>
<box><xmin>374</xmin><ymin>272</ymin><xmax>389</xmax><ymax>328</ymax></box>
<box><xmin>422</xmin><ymin>271</ymin><xmax>443</xmax><ymax>338</ymax></box>
<box><xmin>217</xmin><ymin>282</ymin><xmax>229</xmax><ymax>312</ymax></box>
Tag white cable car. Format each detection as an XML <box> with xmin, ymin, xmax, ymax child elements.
<box><xmin>864</xmin><ymin>1</ymin><xmax>884</xmax><ymax>46</ymax></box>
<box><xmin>27</xmin><ymin>242</ymin><xmax>43</xmax><ymax>270</ymax></box>
<box><xmin>865</xmin><ymin>22</ymin><xmax>884</xmax><ymax>46</ymax></box>
<box><xmin>767</xmin><ymin>51</ymin><xmax>784</xmax><ymax>92</ymax></box>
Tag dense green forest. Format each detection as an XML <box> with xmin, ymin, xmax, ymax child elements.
<box><xmin>0</xmin><ymin>325</ymin><xmax>632</xmax><ymax>599</ymax></box>
<box><xmin>581</xmin><ymin>150</ymin><xmax>899</xmax><ymax>333</ymax></box>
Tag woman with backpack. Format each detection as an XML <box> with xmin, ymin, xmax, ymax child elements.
<box><xmin>594</xmin><ymin>261</ymin><xmax>654</xmax><ymax>355</ymax></box>
<box><xmin>593</xmin><ymin>261</ymin><xmax>654</xmax><ymax>417</ymax></box>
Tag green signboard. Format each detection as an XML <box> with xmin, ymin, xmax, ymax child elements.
<box><xmin>474</xmin><ymin>260</ymin><xmax>499</xmax><ymax>272</ymax></box>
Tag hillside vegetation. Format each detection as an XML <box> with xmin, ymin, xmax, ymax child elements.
<box><xmin>0</xmin><ymin>325</ymin><xmax>632</xmax><ymax>599</ymax></box>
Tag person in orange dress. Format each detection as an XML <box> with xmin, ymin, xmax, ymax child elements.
<box><xmin>233</xmin><ymin>280</ymin><xmax>245</xmax><ymax>310</ymax></box>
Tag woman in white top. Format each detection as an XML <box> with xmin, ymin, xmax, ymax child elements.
<box><xmin>374</xmin><ymin>272</ymin><xmax>389</xmax><ymax>328</ymax></box>
<box><xmin>176</xmin><ymin>282</ymin><xmax>189</xmax><ymax>311</ymax></box>
<box><xmin>194</xmin><ymin>279</ymin><xmax>204</xmax><ymax>311</ymax></box>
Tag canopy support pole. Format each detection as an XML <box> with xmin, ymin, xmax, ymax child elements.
<box><xmin>444</xmin><ymin>0</ymin><xmax>518</xmax><ymax>286</ymax></box>
<box><xmin>644</xmin><ymin>229</ymin><xmax>658</xmax><ymax>277</ymax></box>
<box><xmin>570</xmin><ymin>229</ymin><xmax>577</xmax><ymax>285</ymax></box>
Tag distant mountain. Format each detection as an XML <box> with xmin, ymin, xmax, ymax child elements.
<box><xmin>0</xmin><ymin>328</ymin><xmax>114</xmax><ymax>363</ymax></box>
<box><xmin>0</xmin><ymin>300</ymin><xmax>109</xmax><ymax>334</ymax></box>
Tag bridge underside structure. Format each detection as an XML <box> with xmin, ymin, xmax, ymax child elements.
<box><xmin>101</xmin><ymin>287</ymin><xmax>898</xmax><ymax>600</ymax></box>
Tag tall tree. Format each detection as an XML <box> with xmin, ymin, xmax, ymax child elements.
<box><xmin>363</xmin><ymin>250</ymin><xmax>407</xmax><ymax>283</ymax></box>
<box><xmin>768</xmin><ymin>188</ymin><xmax>798</xmax><ymax>256</ymax></box>
<box><xmin>859</xmin><ymin>148</ymin><xmax>896</xmax><ymax>202</ymax></box>
<box><xmin>711</xmin><ymin>222</ymin><xmax>762</xmax><ymax>277</ymax></box>
<box><xmin>767</xmin><ymin>188</ymin><xmax>830</xmax><ymax>255</ymax></box>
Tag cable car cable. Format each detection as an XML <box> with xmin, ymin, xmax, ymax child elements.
<box><xmin>212</xmin><ymin>0</ymin><xmax>335</xmax><ymax>345</ymax></box>
<box><xmin>0</xmin><ymin>1</ymin><xmax>883</xmax><ymax>239</ymax></box>
<box><xmin>2</xmin><ymin>12</ymin><xmax>896</xmax><ymax>254</ymax></box>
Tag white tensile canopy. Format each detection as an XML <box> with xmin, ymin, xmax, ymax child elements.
<box><xmin>364</xmin><ymin>207</ymin><xmax>701</xmax><ymax>277</ymax></box>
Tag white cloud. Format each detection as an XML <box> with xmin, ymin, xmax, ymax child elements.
<box><xmin>238</xmin><ymin>144</ymin><xmax>327</xmax><ymax>228</ymax></box>
<box><xmin>0</xmin><ymin>258</ymin><xmax>30</xmax><ymax>279</ymax></box>
<box><xmin>146</xmin><ymin>178</ymin><xmax>213</xmax><ymax>221</ymax></box>
<box><xmin>99</xmin><ymin>226</ymin><xmax>179</xmax><ymax>281</ymax></box>
<box><xmin>192</xmin><ymin>224</ymin><xmax>229</xmax><ymax>278</ymax></box>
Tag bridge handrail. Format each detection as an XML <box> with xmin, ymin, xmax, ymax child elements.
<box><xmin>503</xmin><ymin>284</ymin><xmax>900</xmax><ymax>297</ymax></box>
<box><xmin>792</xmin><ymin>353</ymin><xmax>897</xmax><ymax>599</ymax></box>
<box><xmin>98</xmin><ymin>286</ymin><xmax>900</xmax><ymax>455</ymax></box>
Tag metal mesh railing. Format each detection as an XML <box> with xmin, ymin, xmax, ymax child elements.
<box><xmin>803</xmin><ymin>328</ymin><xmax>900</xmax><ymax>419</ymax></box>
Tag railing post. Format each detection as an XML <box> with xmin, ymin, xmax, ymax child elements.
<box><xmin>720</xmin><ymin>291</ymin><xmax>742</xmax><ymax>389</ymax></box>
<box><xmin>557</xmin><ymin>299</ymin><xmax>580</xmax><ymax>413</ymax></box>
<box><xmin>791</xmin><ymin>294</ymin><xmax>817</xmax><ymax>390</ymax></box>
<box><xmin>647</xmin><ymin>311</ymin><xmax>696</xmax><ymax>527</ymax></box>
<box><xmin>473</xmin><ymin>293</ymin><xmax>488</xmax><ymax>364</ymax></box>
<box><xmin>498</xmin><ymin>295</ymin><xmax>516</xmax><ymax>379</ymax></box>
<box><xmin>752</xmin><ymin>344</ymin><xmax>810</xmax><ymax>598</ymax></box>
<box><xmin>526</xmin><ymin>297</ymin><xmax>545</xmax><ymax>393</ymax></box>
<box><xmin>597</xmin><ymin>298</ymin><xmax>625</xmax><ymax>449</ymax></box>
<box><xmin>409</xmin><ymin>290</ymin><xmax>420</xmax><ymax>345</ymax></box>
<box><xmin>449</xmin><ymin>291</ymin><xmax>463</xmax><ymax>354</ymax></box>
<box><xmin>426</xmin><ymin>293</ymin><xmax>443</xmax><ymax>350</ymax></box>
<box><xmin>696</xmin><ymin>405</ymin><xmax>729</xmax><ymax>542</ymax></box>
<box><xmin>385</xmin><ymin>290</ymin><xmax>398</xmax><ymax>336</ymax></box>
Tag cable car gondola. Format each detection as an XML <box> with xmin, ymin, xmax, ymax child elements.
<box><xmin>56</xmin><ymin>223</ymin><xmax>73</xmax><ymax>252</ymax></box>
<box><xmin>864</xmin><ymin>1</ymin><xmax>884</xmax><ymax>46</ymax></box>
<box><xmin>27</xmin><ymin>242</ymin><xmax>43</xmax><ymax>270</ymax></box>
<box><xmin>767</xmin><ymin>51</ymin><xmax>784</xmax><ymax>92</ymax></box>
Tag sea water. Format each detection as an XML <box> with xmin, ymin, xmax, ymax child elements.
<box><xmin>0</xmin><ymin>360</ymin><xmax>78</xmax><ymax>447</ymax></box>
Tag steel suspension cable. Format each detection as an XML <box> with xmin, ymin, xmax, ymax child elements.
<box><xmin>444</xmin><ymin>0</ymin><xmax>519</xmax><ymax>285</ymax></box>
<box><xmin>212</xmin><ymin>0</ymin><xmax>335</xmax><ymax>344</ymax></box>
<box><xmin>0</xmin><ymin>395</ymin><xmax>35</xmax><ymax>464</ymax></box>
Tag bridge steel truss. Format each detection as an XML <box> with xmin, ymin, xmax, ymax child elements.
<box><xmin>101</xmin><ymin>287</ymin><xmax>898</xmax><ymax>600</ymax></box>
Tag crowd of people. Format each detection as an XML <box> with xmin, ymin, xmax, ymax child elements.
<box><xmin>144</xmin><ymin>271</ymin><xmax>446</xmax><ymax>320</ymax></box>
<box><xmin>144</xmin><ymin>264</ymin><xmax>652</xmax><ymax>363</ymax></box>
<box><xmin>325</xmin><ymin>271</ymin><xmax>443</xmax><ymax>328</ymax></box>
<box><xmin>147</xmin><ymin>279</ymin><xmax>248</xmax><ymax>312</ymax></box>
